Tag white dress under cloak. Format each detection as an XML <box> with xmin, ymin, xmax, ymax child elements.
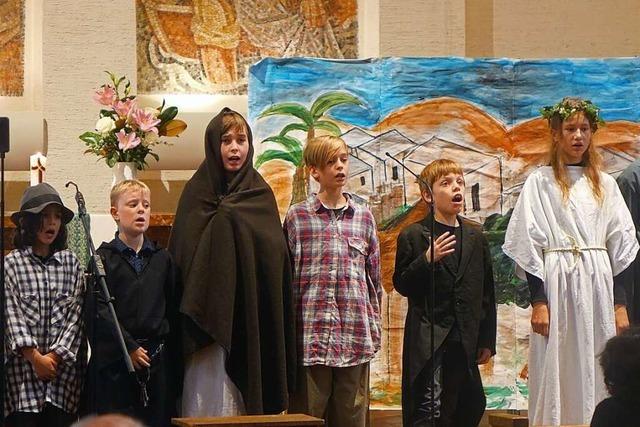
<box><xmin>502</xmin><ymin>166</ymin><xmax>639</xmax><ymax>427</ymax></box>
<box><xmin>181</xmin><ymin>342</ymin><xmax>246</xmax><ymax>417</ymax></box>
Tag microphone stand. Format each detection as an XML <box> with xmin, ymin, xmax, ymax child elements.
<box><xmin>385</xmin><ymin>153</ymin><xmax>437</xmax><ymax>427</ymax></box>
<box><xmin>65</xmin><ymin>181</ymin><xmax>134</xmax><ymax>414</ymax></box>
<box><xmin>1</xmin><ymin>116</ymin><xmax>9</xmax><ymax>426</ymax></box>
<box><xmin>1</xmin><ymin>144</ymin><xmax>6</xmax><ymax>427</ymax></box>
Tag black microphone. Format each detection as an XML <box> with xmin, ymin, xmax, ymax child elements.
<box><xmin>384</xmin><ymin>151</ymin><xmax>434</xmax><ymax>200</ymax></box>
<box><xmin>65</xmin><ymin>181</ymin><xmax>87</xmax><ymax>216</ymax></box>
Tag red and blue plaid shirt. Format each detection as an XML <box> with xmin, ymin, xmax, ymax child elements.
<box><xmin>284</xmin><ymin>193</ymin><xmax>381</xmax><ymax>367</ymax></box>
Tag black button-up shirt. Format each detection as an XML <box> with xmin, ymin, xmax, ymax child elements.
<box><xmin>113</xmin><ymin>234</ymin><xmax>154</xmax><ymax>274</ymax></box>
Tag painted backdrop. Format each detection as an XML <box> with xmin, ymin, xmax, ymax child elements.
<box><xmin>248</xmin><ymin>57</ymin><xmax>640</xmax><ymax>409</ymax></box>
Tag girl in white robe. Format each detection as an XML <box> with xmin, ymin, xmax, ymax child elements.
<box><xmin>503</xmin><ymin>97</ymin><xmax>639</xmax><ymax>426</ymax></box>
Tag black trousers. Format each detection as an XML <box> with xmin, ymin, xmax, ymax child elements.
<box><xmin>95</xmin><ymin>342</ymin><xmax>174</xmax><ymax>427</ymax></box>
<box><xmin>410</xmin><ymin>340</ymin><xmax>486</xmax><ymax>427</ymax></box>
<box><xmin>5</xmin><ymin>403</ymin><xmax>76</xmax><ymax>427</ymax></box>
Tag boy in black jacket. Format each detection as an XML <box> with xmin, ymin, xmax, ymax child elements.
<box><xmin>393</xmin><ymin>159</ymin><xmax>496</xmax><ymax>427</ymax></box>
<box><xmin>90</xmin><ymin>179</ymin><xmax>180</xmax><ymax>427</ymax></box>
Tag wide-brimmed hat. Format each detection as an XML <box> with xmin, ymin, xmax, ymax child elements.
<box><xmin>10</xmin><ymin>183</ymin><xmax>74</xmax><ymax>225</ymax></box>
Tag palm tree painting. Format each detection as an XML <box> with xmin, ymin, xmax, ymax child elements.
<box><xmin>255</xmin><ymin>91</ymin><xmax>364</xmax><ymax>205</ymax></box>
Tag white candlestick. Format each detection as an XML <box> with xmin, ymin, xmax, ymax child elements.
<box><xmin>30</xmin><ymin>153</ymin><xmax>47</xmax><ymax>185</ymax></box>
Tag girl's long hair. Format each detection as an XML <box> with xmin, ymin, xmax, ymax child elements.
<box><xmin>548</xmin><ymin>97</ymin><xmax>603</xmax><ymax>204</ymax></box>
<box><xmin>13</xmin><ymin>212</ymin><xmax>68</xmax><ymax>252</ymax></box>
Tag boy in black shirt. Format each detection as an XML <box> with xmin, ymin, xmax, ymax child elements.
<box><xmin>393</xmin><ymin>159</ymin><xmax>496</xmax><ymax>427</ymax></box>
<box><xmin>90</xmin><ymin>179</ymin><xmax>180</xmax><ymax>426</ymax></box>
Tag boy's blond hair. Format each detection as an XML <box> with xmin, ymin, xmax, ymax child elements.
<box><xmin>418</xmin><ymin>159</ymin><xmax>464</xmax><ymax>194</ymax></box>
<box><xmin>303</xmin><ymin>135</ymin><xmax>348</xmax><ymax>168</ymax></box>
<box><xmin>110</xmin><ymin>179</ymin><xmax>151</xmax><ymax>207</ymax></box>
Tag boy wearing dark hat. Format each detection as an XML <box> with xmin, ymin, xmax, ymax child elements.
<box><xmin>4</xmin><ymin>183</ymin><xmax>85</xmax><ymax>427</ymax></box>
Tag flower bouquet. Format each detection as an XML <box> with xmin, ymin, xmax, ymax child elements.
<box><xmin>80</xmin><ymin>71</ymin><xmax>187</xmax><ymax>170</ymax></box>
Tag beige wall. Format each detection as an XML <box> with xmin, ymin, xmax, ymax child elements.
<box><xmin>42</xmin><ymin>0</ymin><xmax>136</xmax><ymax>213</ymax></box>
<box><xmin>380</xmin><ymin>0</ymin><xmax>466</xmax><ymax>56</ymax></box>
<box><xmin>490</xmin><ymin>0</ymin><xmax>640</xmax><ymax>58</ymax></box>
<box><xmin>381</xmin><ymin>0</ymin><xmax>640</xmax><ymax>57</ymax></box>
<box><xmin>2</xmin><ymin>0</ymin><xmax>640</xmax><ymax>214</ymax></box>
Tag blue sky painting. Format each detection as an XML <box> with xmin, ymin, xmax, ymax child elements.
<box><xmin>249</xmin><ymin>56</ymin><xmax>640</xmax><ymax>129</ymax></box>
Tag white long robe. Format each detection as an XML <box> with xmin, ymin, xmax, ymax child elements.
<box><xmin>502</xmin><ymin>166</ymin><xmax>639</xmax><ymax>426</ymax></box>
<box><xmin>181</xmin><ymin>343</ymin><xmax>246</xmax><ymax>417</ymax></box>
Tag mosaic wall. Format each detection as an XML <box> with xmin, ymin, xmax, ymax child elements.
<box><xmin>136</xmin><ymin>0</ymin><xmax>358</xmax><ymax>95</ymax></box>
<box><xmin>0</xmin><ymin>0</ymin><xmax>25</xmax><ymax>97</ymax></box>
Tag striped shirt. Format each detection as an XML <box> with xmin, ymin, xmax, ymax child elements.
<box><xmin>284</xmin><ymin>193</ymin><xmax>381</xmax><ymax>367</ymax></box>
<box><xmin>3</xmin><ymin>247</ymin><xmax>85</xmax><ymax>415</ymax></box>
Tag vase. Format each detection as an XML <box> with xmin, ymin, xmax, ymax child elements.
<box><xmin>111</xmin><ymin>162</ymin><xmax>138</xmax><ymax>186</ymax></box>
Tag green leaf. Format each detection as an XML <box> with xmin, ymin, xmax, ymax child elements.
<box><xmin>310</xmin><ymin>91</ymin><xmax>363</xmax><ymax>119</ymax></box>
<box><xmin>279</xmin><ymin>122</ymin><xmax>309</xmax><ymax>136</ymax></box>
<box><xmin>262</xmin><ymin>135</ymin><xmax>303</xmax><ymax>153</ymax></box>
<box><xmin>313</xmin><ymin>120</ymin><xmax>342</xmax><ymax>135</ymax></box>
<box><xmin>99</xmin><ymin>109</ymin><xmax>117</xmax><ymax>119</ymax></box>
<box><xmin>105</xmin><ymin>70</ymin><xmax>117</xmax><ymax>86</ymax></box>
<box><xmin>106</xmin><ymin>156</ymin><xmax>117</xmax><ymax>168</ymax></box>
<box><xmin>158</xmin><ymin>106</ymin><xmax>178</xmax><ymax>122</ymax></box>
<box><xmin>255</xmin><ymin>149</ymin><xmax>300</xmax><ymax>169</ymax></box>
<box><xmin>258</xmin><ymin>103</ymin><xmax>314</xmax><ymax>126</ymax></box>
<box><xmin>79</xmin><ymin>131</ymin><xmax>102</xmax><ymax>145</ymax></box>
<box><xmin>148</xmin><ymin>152</ymin><xmax>160</xmax><ymax>161</ymax></box>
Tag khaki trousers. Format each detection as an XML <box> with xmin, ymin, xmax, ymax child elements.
<box><xmin>290</xmin><ymin>362</ymin><xmax>370</xmax><ymax>427</ymax></box>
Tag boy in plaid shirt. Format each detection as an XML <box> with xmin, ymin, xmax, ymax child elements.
<box><xmin>284</xmin><ymin>135</ymin><xmax>381</xmax><ymax>427</ymax></box>
<box><xmin>4</xmin><ymin>183</ymin><xmax>85</xmax><ymax>427</ymax></box>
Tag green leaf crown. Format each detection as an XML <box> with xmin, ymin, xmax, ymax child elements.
<box><xmin>540</xmin><ymin>99</ymin><xmax>604</xmax><ymax>126</ymax></box>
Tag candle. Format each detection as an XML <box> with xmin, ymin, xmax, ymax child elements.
<box><xmin>30</xmin><ymin>152</ymin><xmax>47</xmax><ymax>185</ymax></box>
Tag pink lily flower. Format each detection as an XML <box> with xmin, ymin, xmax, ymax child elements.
<box><xmin>93</xmin><ymin>85</ymin><xmax>117</xmax><ymax>106</ymax></box>
<box><xmin>116</xmin><ymin>129</ymin><xmax>141</xmax><ymax>151</ymax></box>
<box><xmin>114</xmin><ymin>98</ymin><xmax>137</xmax><ymax>118</ymax></box>
<box><xmin>132</xmin><ymin>108</ymin><xmax>161</xmax><ymax>134</ymax></box>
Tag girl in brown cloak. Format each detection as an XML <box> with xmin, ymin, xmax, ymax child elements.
<box><xmin>169</xmin><ymin>108</ymin><xmax>296</xmax><ymax>416</ymax></box>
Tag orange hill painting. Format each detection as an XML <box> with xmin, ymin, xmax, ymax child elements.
<box><xmin>248</xmin><ymin>56</ymin><xmax>640</xmax><ymax>409</ymax></box>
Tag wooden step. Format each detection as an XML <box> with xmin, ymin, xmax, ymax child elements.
<box><xmin>488</xmin><ymin>412</ymin><xmax>528</xmax><ymax>427</ymax></box>
<box><xmin>172</xmin><ymin>414</ymin><xmax>324</xmax><ymax>427</ymax></box>
<box><xmin>488</xmin><ymin>412</ymin><xmax>588</xmax><ymax>427</ymax></box>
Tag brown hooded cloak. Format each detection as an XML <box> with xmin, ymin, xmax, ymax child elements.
<box><xmin>168</xmin><ymin>108</ymin><xmax>296</xmax><ymax>414</ymax></box>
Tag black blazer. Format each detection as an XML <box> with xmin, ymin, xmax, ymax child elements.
<box><xmin>393</xmin><ymin>214</ymin><xmax>496</xmax><ymax>387</ymax></box>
